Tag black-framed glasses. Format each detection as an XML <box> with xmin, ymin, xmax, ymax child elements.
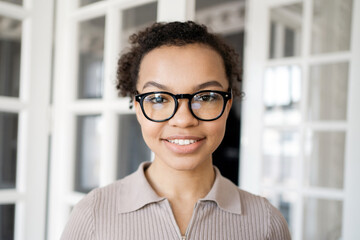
<box><xmin>135</xmin><ymin>90</ymin><xmax>232</xmax><ymax>122</ymax></box>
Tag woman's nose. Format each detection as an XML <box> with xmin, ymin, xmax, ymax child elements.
<box><xmin>168</xmin><ymin>99</ymin><xmax>199</xmax><ymax>128</ymax></box>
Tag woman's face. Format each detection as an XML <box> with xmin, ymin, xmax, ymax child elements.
<box><xmin>135</xmin><ymin>44</ymin><xmax>232</xmax><ymax>172</ymax></box>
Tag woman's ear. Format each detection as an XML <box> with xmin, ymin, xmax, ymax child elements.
<box><xmin>226</xmin><ymin>98</ymin><xmax>233</xmax><ymax>115</ymax></box>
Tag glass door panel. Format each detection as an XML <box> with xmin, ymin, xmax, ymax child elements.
<box><xmin>78</xmin><ymin>0</ymin><xmax>103</xmax><ymax>8</ymax></box>
<box><xmin>0</xmin><ymin>204</ymin><xmax>15</xmax><ymax>240</ymax></box>
<box><xmin>0</xmin><ymin>16</ymin><xmax>22</xmax><ymax>98</ymax></box>
<box><xmin>0</xmin><ymin>0</ymin><xmax>22</xmax><ymax>5</ymax></box>
<box><xmin>307</xmin><ymin>62</ymin><xmax>349</xmax><ymax>121</ymax></box>
<box><xmin>75</xmin><ymin>115</ymin><xmax>102</xmax><ymax>193</ymax></box>
<box><xmin>303</xmin><ymin>198</ymin><xmax>342</xmax><ymax>240</ymax></box>
<box><xmin>264</xmin><ymin>65</ymin><xmax>302</xmax><ymax>125</ymax></box>
<box><xmin>120</xmin><ymin>2</ymin><xmax>158</xmax><ymax>48</ymax></box>
<box><xmin>311</xmin><ymin>0</ymin><xmax>353</xmax><ymax>54</ymax></box>
<box><xmin>195</xmin><ymin>0</ymin><xmax>239</xmax><ymax>11</ymax></box>
<box><xmin>77</xmin><ymin>17</ymin><xmax>105</xmax><ymax>99</ymax></box>
<box><xmin>0</xmin><ymin>112</ymin><xmax>18</xmax><ymax>189</ymax></box>
<box><xmin>304</xmin><ymin>131</ymin><xmax>345</xmax><ymax>189</ymax></box>
<box><xmin>262</xmin><ymin>129</ymin><xmax>300</xmax><ymax>187</ymax></box>
<box><xmin>269</xmin><ymin>3</ymin><xmax>303</xmax><ymax>59</ymax></box>
<box><xmin>116</xmin><ymin>114</ymin><xmax>151</xmax><ymax>179</ymax></box>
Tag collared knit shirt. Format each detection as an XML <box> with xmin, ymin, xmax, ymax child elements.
<box><xmin>61</xmin><ymin>162</ymin><xmax>291</xmax><ymax>240</ymax></box>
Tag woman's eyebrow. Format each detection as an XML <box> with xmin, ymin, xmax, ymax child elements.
<box><xmin>142</xmin><ymin>81</ymin><xmax>170</xmax><ymax>91</ymax></box>
<box><xmin>195</xmin><ymin>81</ymin><xmax>224</xmax><ymax>91</ymax></box>
<box><xmin>142</xmin><ymin>80</ymin><xmax>224</xmax><ymax>91</ymax></box>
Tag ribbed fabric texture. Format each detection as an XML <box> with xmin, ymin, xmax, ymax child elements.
<box><xmin>61</xmin><ymin>163</ymin><xmax>291</xmax><ymax>240</ymax></box>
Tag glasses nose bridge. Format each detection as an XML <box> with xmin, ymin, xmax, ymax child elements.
<box><xmin>170</xmin><ymin>93</ymin><xmax>199</xmax><ymax>125</ymax></box>
<box><xmin>173</xmin><ymin>93</ymin><xmax>193</xmax><ymax>109</ymax></box>
<box><xmin>174</xmin><ymin>93</ymin><xmax>193</xmax><ymax>101</ymax></box>
<box><xmin>172</xmin><ymin>93</ymin><xmax>194</xmax><ymax>117</ymax></box>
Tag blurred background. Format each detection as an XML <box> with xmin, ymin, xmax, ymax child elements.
<box><xmin>0</xmin><ymin>0</ymin><xmax>359</xmax><ymax>239</ymax></box>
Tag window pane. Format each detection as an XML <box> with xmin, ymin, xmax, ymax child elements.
<box><xmin>75</xmin><ymin>115</ymin><xmax>102</xmax><ymax>193</ymax></box>
<box><xmin>0</xmin><ymin>112</ymin><xmax>18</xmax><ymax>189</ymax></box>
<box><xmin>196</xmin><ymin>0</ymin><xmax>239</xmax><ymax>10</ymax></box>
<box><xmin>0</xmin><ymin>0</ymin><xmax>22</xmax><ymax>5</ymax></box>
<box><xmin>311</xmin><ymin>0</ymin><xmax>353</xmax><ymax>54</ymax></box>
<box><xmin>304</xmin><ymin>131</ymin><xmax>345</xmax><ymax>189</ymax></box>
<box><xmin>269</xmin><ymin>4</ymin><xmax>302</xmax><ymax>59</ymax></box>
<box><xmin>77</xmin><ymin>17</ymin><xmax>105</xmax><ymax>99</ymax></box>
<box><xmin>0</xmin><ymin>16</ymin><xmax>21</xmax><ymax>97</ymax></box>
<box><xmin>117</xmin><ymin>114</ymin><xmax>151</xmax><ymax>179</ymax></box>
<box><xmin>120</xmin><ymin>2</ymin><xmax>157</xmax><ymax>48</ymax></box>
<box><xmin>79</xmin><ymin>0</ymin><xmax>103</xmax><ymax>7</ymax></box>
<box><xmin>262</xmin><ymin>129</ymin><xmax>300</xmax><ymax>187</ymax></box>
<box><xmin>307</xmin><ymin>63</ymin><xmax>348</xmax><ymax>121</ymax></box>
<box><xmin>264</xmin><ymin>65</ymin><xmax>302</xmax><ymax>125</ymax></box>
<box><xmin>264</xmin><ymin>191</ymin><xmax>296</xmax><ymax>235</ymax></box>
<box><xmin>0</xmin><ymin>204</ymin><xmax>15</xmax><ymax>240</ymax></box>
<box><xmin>303</xmin><ymin>198</ymin><xmax>342</xmax><ymax>240</ymax></box>
<box><xmin>195</xmin><ymin>0</ymin><xmax>244</xmax><ymax>33</ymax></box>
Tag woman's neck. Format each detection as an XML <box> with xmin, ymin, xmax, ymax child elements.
<box><xmin>144</xmin><ymin>158</ymin><xmax>215</xmax><ymax>201</ymax></box>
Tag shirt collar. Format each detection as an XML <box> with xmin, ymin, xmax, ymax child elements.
<box><xmin>117</xmin><ymin>162</ymin><xmax>165</xmax><ymax>214</ymax></box>
<box><xmin>200</xmin><ymin>167</ymin><xmax>242</xmax><ymax>214</ymax></box>
<box><xmin>117</xmin><ymin>162</ymin><xmax>242</xmax><ymax>215</ymax></box>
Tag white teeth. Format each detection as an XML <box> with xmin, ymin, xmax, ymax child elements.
<box><xmin>168</xmin><ymin>139</ymin><xmax>198</xmax><ymax>145</ymax></box>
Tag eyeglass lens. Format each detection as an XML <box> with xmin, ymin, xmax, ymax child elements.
<box><xmin>143</xmin><ymin>93</ymin><xmax>176</xmax><ymax>121</ymax></box>
<box><xmin>142</xmin><ymin>91</ymin><xmax>225</xmax><ymax>121</ymax></box>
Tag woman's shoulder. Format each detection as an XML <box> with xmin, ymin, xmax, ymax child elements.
<box><xmin>235</xmin><ymin>187</ymin><xmax>283</xmax><ymax>221</ymax></box>
<box><xmin>66</xmin><ymin>178</ymin><xmax>124</xmax><ymax>216</ymax></box>
<box><xmin>88</xmin><ymin>166</ymin><xmax>142</xmax><ymax>198</ymax></box>
<box><xmin>83</xmin><ymin>172</ymin><xmax>134</xmax><ymax>207</ymax></box>
<box><xmin>237</xmin><ymin>187</ymin><xmax>270</xmax><ymax>209</ymax></box>
<box><xmin>60</xmin><ymin>173</ymin><xmax>138</xmax><ymax>240</ymax></box>
<box><xmin>234</xmin><ymin>188</ymin><xmax>291</xmax><ymax>239</ymax></box>
<box><xmin>91</xmin><ymin>178</ymin><xmax>123</xmax><ymax>197</ymax></box>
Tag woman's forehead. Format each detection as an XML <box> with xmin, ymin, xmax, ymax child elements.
<box><xmin>143</xmin><ymin>43</ymin><xmax>220</xmax><ymax>59</ymax></box>
<box><xmin>137</xmin><ymin>44</ymin><xmax>228</xmax><ymax>91</ymax></box>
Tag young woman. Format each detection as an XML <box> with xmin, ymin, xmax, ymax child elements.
<box><xmin>61</xmin><ymin>21</ymin><xmax>291</xmax><ymax>240</ymax></box>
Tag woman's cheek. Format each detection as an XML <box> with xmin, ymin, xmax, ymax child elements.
<box><xmin>140</xmin><ymin>121</ymin><xmax>163</xmax><ymax>149</ymax></box>
<box><xmin>208</xmin><ymin>118</ymin><xmax>228</xmax><ymax>150</ymax></box>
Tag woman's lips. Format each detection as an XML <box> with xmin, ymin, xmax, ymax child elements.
<box><xmin>167</xmin><ymin>139</ymin><xmax>199</xmax><ymax>145</ymax></box>
<box><xmin>162</xmin><ymin>136</ymin><xmax>205</xmax><ymax>154</ymax></box>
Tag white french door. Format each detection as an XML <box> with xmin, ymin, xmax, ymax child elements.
<box><xmin>0</xmin><ymin>0</ymin><xmax>53</xmax><ymax>239</ymax></box>
<box><xmin>241</xmin><ymin>0</ymin><xmax>360</xmax><ymax>239</ymax></box>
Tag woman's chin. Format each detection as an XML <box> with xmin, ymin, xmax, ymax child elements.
<box><xmin>153</xmin><ymin>156</ymin><xmax>212</xmax><ymax>173</ymax></box>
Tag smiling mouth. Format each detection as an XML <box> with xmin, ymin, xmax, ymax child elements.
<box><xmin>166</xmin><ymin>139</ymin><xmax>200</xmax><ymax>146</ymax></box>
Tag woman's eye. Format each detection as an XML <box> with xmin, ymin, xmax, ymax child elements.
<box><xmin>202</xmin><ymin>95</ymin><xmax>213</xmax><ymax>101</ymax></box>
<box><xmin>195</xmin><ymin>94</ymin><xmax>218</xmax><ymax>102</ymax></box>
<box><xmin>147</xmin><ymin>95</ymin><xmax>168</xmax><ymax>103</ymax></box>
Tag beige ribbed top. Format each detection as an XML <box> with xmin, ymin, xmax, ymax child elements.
<box><xmin>61</xmin><ymin>162</ymin><xmax>291</xmax><ymax>240</ymax></box>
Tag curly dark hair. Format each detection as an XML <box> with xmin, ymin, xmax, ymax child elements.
<box><xmin>116</xmin><ymin>21</ymin><xmax>242</xmax><ymax>99</ymax></box>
